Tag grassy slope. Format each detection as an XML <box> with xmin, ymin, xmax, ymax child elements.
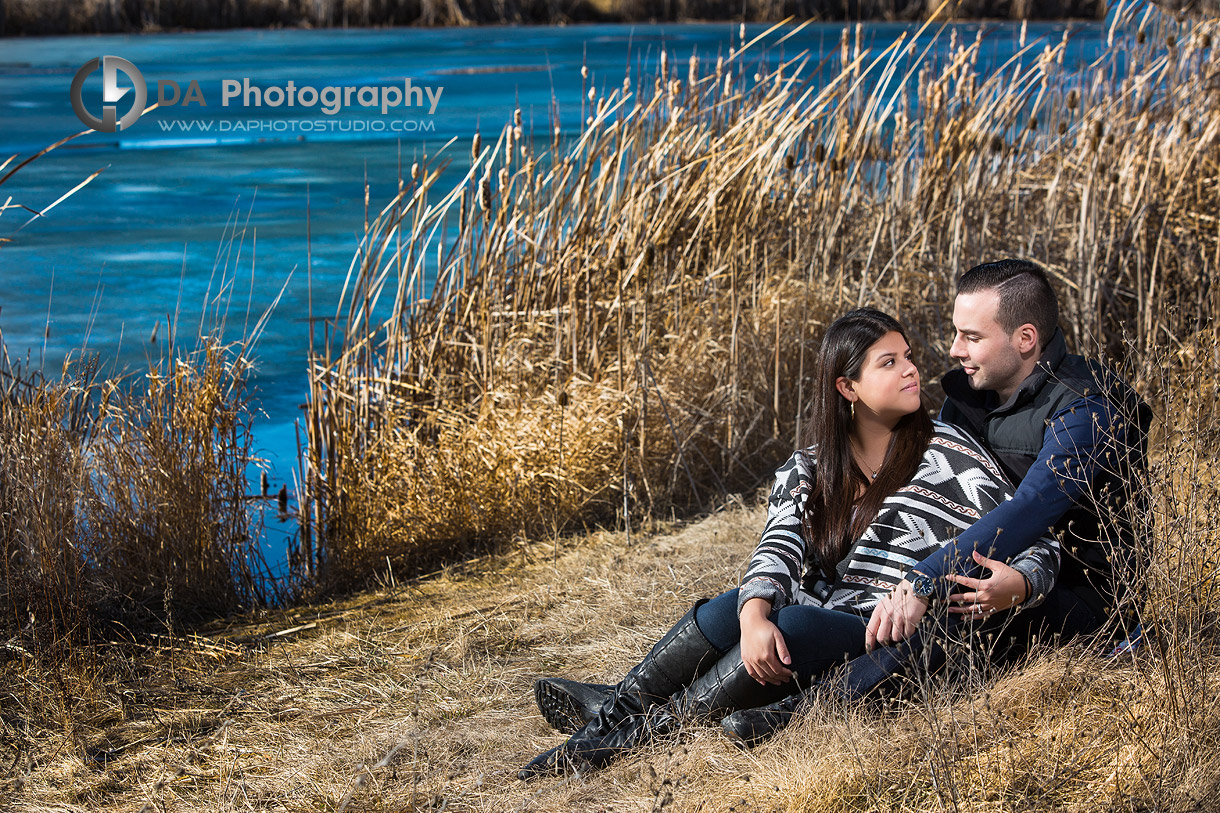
<box><xmin>12</xmin><ymin>503</ymin><xmax>759</xmax><ymax>811</ymax></box>
<box><xmin>12</xmin><ymin>494</ymin><xmax>1219</xmax><ymax>812</ymax></box>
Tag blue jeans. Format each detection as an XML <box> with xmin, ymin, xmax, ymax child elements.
<box><xmin>694</xmin><ymin>588</ymin><xmax>868</xmax><ymax>686</ymax></box>
<box><xmin>806</xmin><ymin>585</ymin><xmax>1106</xmax><ymax>706</ymax></box>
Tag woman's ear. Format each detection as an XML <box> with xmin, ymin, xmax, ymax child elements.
<box><xmin>834</xmin><ymin>376</ymin><xmax>855</xmax><ymax>403</ymax></box>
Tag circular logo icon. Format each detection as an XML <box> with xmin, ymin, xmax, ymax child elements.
<box><xmin>70</xmin><ymin>56</ymin><xmax>147</xmax><ymax>132</ymax></box>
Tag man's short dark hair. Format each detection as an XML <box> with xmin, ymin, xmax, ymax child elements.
<box><xmin>957</xmin><ymin>259</ymin><xmax>1059</xmax><ymax>349</ymax></box>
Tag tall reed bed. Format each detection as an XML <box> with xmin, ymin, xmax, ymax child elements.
<box><xmin>0</xmin><ymin>338</ymin><xmax>273</xmax><ymax>625</ymax></box>
<box><xmin>0</xmin><ymin>340</ymin><xmax>280</xmax><ymax>754</ymax></box>
<box><xmin>305</xmin><ymin>5</ymin><xmax>1220</xmax><ymax>589</ymax></box>
<box><xmin>1</xmin><ymin>140</ymin><xmax>283</xmax><ymax>745</ymax></box>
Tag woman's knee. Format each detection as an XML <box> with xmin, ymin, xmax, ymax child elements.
<box><xmin>773</xmin><ymin>605</ymin><xmax>867</xmax><ymax>674</ymax></box>
<box><xmin>694</xmin><ymin>589</ymin><xmax>741</xmax><ymax>652</ymax></box>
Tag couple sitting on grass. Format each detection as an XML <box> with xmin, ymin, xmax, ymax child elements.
<box><xmin>519</xmin><ymin>258</ymin><xmax>1151</xmax><ymax>780</ymax></box>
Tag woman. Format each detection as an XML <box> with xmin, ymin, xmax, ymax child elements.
<box><xmin>518</xmin><ymin>308</ymin><xmax>1057</xmax><ymax>780</ymax></box>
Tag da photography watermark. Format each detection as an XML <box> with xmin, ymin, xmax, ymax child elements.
<box><xmin>156</xmin><ymin>119</ymin><xmax>437</xmax><ymax>135</ymax></box>
<box><xmin>70</xmin><ymin>56</ymin><xmax>444</xmax><ymax>133</ymax></box>
<box><xmin>71</xmin><ymin>56</ymin><xmax>147</xmax><ymax>132</ymax></box>
<box><xmin>212</xmin><ymin>79</ymin><xmax>443</xmax><ymax>116</ymax></box>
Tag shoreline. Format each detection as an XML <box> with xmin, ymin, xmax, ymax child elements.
<box><xmin>0</xmin><ymin>16</ymin><xmax>1108</xmax><ymax>39</ymax></box>
<box><xmin>0</xmin><ymin>0</ymin><xmax>1106</xmax><ymax>37</ymax></box>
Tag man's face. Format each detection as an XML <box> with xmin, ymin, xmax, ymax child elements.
<box><xmin>949</xmin><ymin>289</ymin><xmax>1029</xmax><ymax>401</ymax></box>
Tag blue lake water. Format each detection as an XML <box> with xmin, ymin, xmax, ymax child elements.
<box><xmin>0</xmin><ymin>21</ymin><xmax>1105</xmax><ymax>572</ymax></box>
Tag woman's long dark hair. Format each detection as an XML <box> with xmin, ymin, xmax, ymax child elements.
<box><xmin>800</xmin><ymin>308</ymin><xmax>934</xmax><ymax>580</ymax></box>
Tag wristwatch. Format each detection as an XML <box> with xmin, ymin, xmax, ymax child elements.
<box><xmin>908</xmin><ymin>572</ymin><xmax>936</xmax><ymax>602</ymax></box>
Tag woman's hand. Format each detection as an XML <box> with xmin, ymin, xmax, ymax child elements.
<box><xmin>865</xmin><ymin>580</ymin><xmax>928</xmax><ymax>651</ymax></box>
<box><xmin>739</xmin><ymin>597</ymin><xmax>793</xmax><ymax>686</ymax></box>
<box><xmin>945</xmin><ymin>550</ymin><xmax>1029</xmax><ymax>618</ymax></box>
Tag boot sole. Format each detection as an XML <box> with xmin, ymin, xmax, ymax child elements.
<box><xmin>535</xmin><ymin>679</ymin><xmax>594</xmax><ymax>735</ymax></box>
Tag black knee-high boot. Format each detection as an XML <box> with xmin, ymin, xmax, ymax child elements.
<box><xmin>519</xmin><ymin>601</ymin><xmax>727</xmax><ymax>778</ymax></box>
<box><xmin>519</xmin><ymin>644</ymin><xmax>788</xmax><ymax>779</ymax></box>
<box><xmin>528</xmin><ymin>600</ymin><xmax>720</xmax><ymax>738</ymax></box>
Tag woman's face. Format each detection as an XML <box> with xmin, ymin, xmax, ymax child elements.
<box><xmin>843</xmin><ymin>331</ymin><xmax>921</xmax><ymax>422</ymax></box>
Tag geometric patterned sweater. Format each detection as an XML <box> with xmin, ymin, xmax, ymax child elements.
<box><xmin>737</xmin><ymin>421</ymin><xmax>1060</xmax><ymax>617</ymax></box>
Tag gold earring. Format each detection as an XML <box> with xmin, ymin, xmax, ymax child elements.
<box><xmin>850</xmin><ymin>401</ymin><xmax>855</xmax><ymax>421</ymax></box>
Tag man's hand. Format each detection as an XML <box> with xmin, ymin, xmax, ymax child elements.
<box><xmin>739</xmin><ymin>597</ymin><xmax>794</xmax><ymax>685</ymax></box>
<box><xmin>866</xmin><ymin>580</ymin><xmax>929</xmax><ymax>651</ymax></box>
<box><xmin>945</xmin><ymin>550</ymin><xmax>1029</xmax><ymax>618</ymax></box>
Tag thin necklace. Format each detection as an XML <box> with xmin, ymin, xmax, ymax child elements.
<box><xmin>851</xmin><ymin>442</ymin><xmax>882</xmax><ymax>480</ymax></box>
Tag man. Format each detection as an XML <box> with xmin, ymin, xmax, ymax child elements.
<box><xmin>722</xmin><ymin>258</ymin><xmax>1151</xmax><ymax>747</ymax></box>
<box><xmin>867</xmin><ymin>258</ymin><xmax>1151</xmax><ymax>654</ymax></box>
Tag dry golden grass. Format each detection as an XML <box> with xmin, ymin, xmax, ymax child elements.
<box><xmin>7</xmin><ymin>442</ymin><xmax>1219</xmax><ymax>811</ymax></box>
<box><xmin>3</xmin><ymin>501</ymin><xmax>756</xmax><ymax>811</ymax></box>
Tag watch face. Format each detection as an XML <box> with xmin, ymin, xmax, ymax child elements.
<box><xmin>912</xmin><ymin>575</ymin><xmax>934</xmax><ymax>597</ymax></box>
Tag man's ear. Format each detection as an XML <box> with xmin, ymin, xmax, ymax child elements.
<box><xmin>1014</xmin><ymin>324</ymin><xmax>1039</xmax><ymax>355</ymax></box>
<box><xmin>835</xmin><ymin>376</ymin><xmax>855</xmax><ymax>402</ymax></box>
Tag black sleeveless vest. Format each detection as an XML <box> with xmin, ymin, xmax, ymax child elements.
<box><xmin>939</xmin><ymin>329</ymin><xmax>1151</xmax><ymax>622</ymax></box>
